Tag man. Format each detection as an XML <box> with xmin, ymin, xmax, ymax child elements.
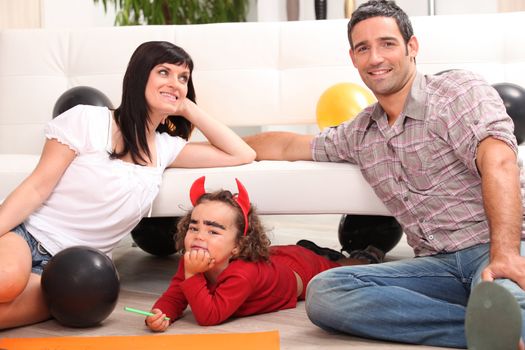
<box><xmin>244</xmin><ymin>1</ymin><xmax>525</xmax><ymax>349</ymax></box>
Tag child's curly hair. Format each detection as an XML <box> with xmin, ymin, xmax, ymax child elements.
<box><xmin>175</xmin><ymin>189</ymin><xmax>271</xmax><ymax>261</ymax></box>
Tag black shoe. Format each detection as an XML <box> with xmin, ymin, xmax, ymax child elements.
<box><xmin>348</xmin><ymin>245</ymin><xmax>385</xmax><ymax>264</ymax></box>
<box><xmin>296</xmin><ymin>239</ymin><xmax>345</xmax><ymax>262</ymax></box>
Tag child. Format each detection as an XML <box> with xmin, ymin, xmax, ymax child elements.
<box><xmin>145</xmin><ymin>176</ymin><xmax>368</xmax><ymax>331</ymax></box>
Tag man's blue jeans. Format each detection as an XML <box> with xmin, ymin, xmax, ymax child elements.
<box><xmin>305</xmin><ymin>242</ymin><xmax>525</xmax><ymax>348</ymax></box>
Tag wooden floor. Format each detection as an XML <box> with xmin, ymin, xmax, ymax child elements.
<box><xmin>0</xmin><ymin>215</ymin><xmax>452</xmax><ymax>349</ymax></box>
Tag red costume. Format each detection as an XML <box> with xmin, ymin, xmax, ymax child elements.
<box><xmin>153</xmin><ymin>245</ymin><xmax>340</xmax><ymax>326</ymax></box>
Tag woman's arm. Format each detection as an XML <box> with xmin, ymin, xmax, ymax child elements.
<box><xmin>0</xmin><ymin>139</ymin><xmax>75</xmax><ymax>237</ymax></box>
<box><xmin>168</xmin><ymin>99</ymin><xmax>255</xmax><ymax>168</ymax></box>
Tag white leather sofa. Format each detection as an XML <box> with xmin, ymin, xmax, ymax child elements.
<box><xmin>1</xmin><ymin>12</ymin><xmax>524</xmax><ymax>217</ymax></box>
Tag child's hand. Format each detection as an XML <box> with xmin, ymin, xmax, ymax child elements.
<box><xmin>184</xmin><ymin>249</ymin><xmax>215</xmax><ymax>278</ymax></box>
<box><xmin>145</xmin><ymin>308</ymin><xmax>170</xmax><ymax>332</ymax></box>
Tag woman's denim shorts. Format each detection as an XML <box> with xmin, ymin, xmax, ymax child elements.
<box><xmin>11</xmin><ymin>223</ymin><xmax>52</xmax><ymax>275</ymax></box>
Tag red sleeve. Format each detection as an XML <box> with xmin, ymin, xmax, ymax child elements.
<box><xmin>180</xmin><ymin>263</ymin><xmax>255</xmax><ymax>326</ymax></box>
<box><xmin>152</xmin><ymin>261</ymin><xmax>188</xmax><ymax>322</ymax></box>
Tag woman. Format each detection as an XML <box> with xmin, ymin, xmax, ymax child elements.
<box><xmin>0</xmin><ymin>41</ymin><xmax>255</xmax><ymax>329</ymax></box>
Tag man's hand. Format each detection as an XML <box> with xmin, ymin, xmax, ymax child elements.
<box><xmin>482</xmin><ymin>253</ymin><xmax>525</xmax><ymax>289</ymax></box>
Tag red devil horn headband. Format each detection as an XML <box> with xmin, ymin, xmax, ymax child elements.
<box><xmin>189</xmin><ymin>176</ymin><xmax>206</xmax><ymax>206</ymax></box>
<box><xmin>189</xmin><ymin>176</ymin><xmax>251</xmax><ymax>236</ymax></box>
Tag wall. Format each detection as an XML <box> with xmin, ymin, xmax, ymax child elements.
<box><xmin>0</xmin><ymin>0</ymin><xmax>41</xmax><ymax>29</ymax></box>
<box><xmin>40</xmin><ymin>0</ymin><xmax>115</xmax><ymax>28</ymax></box>
<box><xmin>0</xmin><ymin>0</ymin><xmax>511</xmax><ymax>30</ymax></box>
<box><xmin>257</xmin><ymin>0</ymin><xmax>500</xmax><ymax>22</ymax></box>
<box><xmin>0</xmin><ymin>0</ymin><xmax>519</xmax><ymax>137</ymax></box>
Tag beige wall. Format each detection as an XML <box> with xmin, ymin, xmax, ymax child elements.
<box><xmin>0</xmin><ymin>0</ymin><xmax>523</xmax><ymax>30</ymax></box>
<box><xmin>0</xmin><ymin>0</ymin><xmax>41</xmax><ymax>29</ymax></box>
<box><xmin>499</xmin><ymin>0</ymin><xmax>525</xmax><ymax>12</ymax></box>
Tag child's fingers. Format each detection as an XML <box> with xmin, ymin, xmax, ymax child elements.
<box><xmin>195</xmin><ymin>249</ymin><xmax>208</xmax><ymax>262</ymax></box>
<box><xmin>198</xmin><ymin>249</ymin><xmax>209</xmax><ymax>262</ymax></box>
<box><xmin>197</xmin><ymin>249</ymin><xmax>215</xmax><ymax>264</ymax></box>
<box><xmin>187</xmin><ymin>249</ymin><xmax>203</xmax><ymax>261</ymax></box>
<box><xmin>146</xmin><ymin>312</ymin><xmax>169</xmax><ymax>332</ymax></box>
<box><xmin>146</xmin><ymin>310</ymin><xmax>165</xmax><ymax>324</ymax></box>
<box><xmin>188</xmin><ymin>249</ymin><xmax>210</xmax><ymax>263</ymax></box>
<box><xmin>185</xmin><ymin>249</ymin><xmax>215</xmax><ymax>274</ymax></box>
<box><xmin>196</xmin><ymin>250</ymin><xmax>215</xmax><ymax>268</ymax></box>
<box><xmin>149</xmin><ymin>319</ymin><xmax>169</xmax><ymax>332</ymax></box>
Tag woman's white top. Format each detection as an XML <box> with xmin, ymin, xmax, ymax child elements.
<box><xmin>25</xmin><ymin>105</ymin><xmax>186</xmax><ymax>256</ymax></box>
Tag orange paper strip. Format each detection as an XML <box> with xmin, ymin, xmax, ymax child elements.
<box><xmin>0</xmin><ymin>330</ymin><xmax>280</xmax><ymax>350</ymax></box>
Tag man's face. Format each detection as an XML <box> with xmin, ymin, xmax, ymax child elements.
<box><xmin>349</xmin><ymin>16</ymin><xmax>418</xmax><ymax>98</ymax></box>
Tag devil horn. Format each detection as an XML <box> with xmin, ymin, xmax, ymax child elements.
<box><xmin>235</xmin><ymin>178</ymin><xmax>251</xmax><ymax>235</ymax></box>
<box><xmin>190</xmin><ymin>176</ymin><xmax>206</xmax><ymax>206</ymax></box>
<box><xmin>235</xmin><ymin>178</ymin><xmax>250</xmax><ymax>212</ymax></box>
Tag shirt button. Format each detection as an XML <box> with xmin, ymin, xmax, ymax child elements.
<box><xmin>428</xmin><ymin>235</ymin><xmax>434</xmax><ymax>240</ymax></box>
<box><xmin>473</xmin><ymin>120</ymin><xmax>479</xmax><ymax>125</ymax></box>
<box><xmin>397</xmin><ymin>176</ymin><xmax>402</xmax><ymax>182</ymax></box>
<box><xmin>403</xmin><ymin>196</ymin><xmax>409</xmax><ymax>201</ymax></box>
<box><xmin>419</xmin><ymin>218</ymin><xmax>424</xmax><ymax>223</ymax></box>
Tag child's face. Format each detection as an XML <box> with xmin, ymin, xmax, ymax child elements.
<box><xmin>184</xmin><ymin>200</ymin><xmax>240</xmax><ymax>269</ymax></box>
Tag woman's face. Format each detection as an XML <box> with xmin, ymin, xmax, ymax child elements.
<box><xmin>184</xmin><ymin>201</ymin><xmax>240</xmax><ymax>271</ymax></box>
<box><xmin>144</xmin><ymin>62</ymin><xmax>190</xmax><ymax>118</ymax></box>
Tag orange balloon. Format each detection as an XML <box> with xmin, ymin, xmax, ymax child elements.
<box><xmin>316</xmin><ymin>82</ymin><xmax>375</xmax><ymax>130</ymax></box>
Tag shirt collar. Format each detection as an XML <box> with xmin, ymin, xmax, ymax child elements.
<box><xmin>369</xmin><ymin>71</ymin><xmax>427</xmax><ymax>124</ymax></box>
<box><xmin>405</xmin><ymin>72</ymin><xmax>427</xmax><ymax>121</ymax></box>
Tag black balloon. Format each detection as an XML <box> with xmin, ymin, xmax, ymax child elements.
<box><xmin>41</xmin><ymin>246</ymin><xmax>120</xmax><ymax>328</ymax></box>
<box><xmin>338</xmin><ymin>214</ymin><xmax>403</xmax><ymax>254</ymax></box>
<box><xmin>492</xmin><ymin>83</ymin><xmax>525</xmax><ymax>145</ymax></box>
<box><xmin>131</xmin><ymin>217</ymin><xmax>180</xmax><ymax>256</ymax></box>
<box><xmin>52</xmin><ymin>86</ymin><xmax>113</xmax><ymax>118</ymax></box>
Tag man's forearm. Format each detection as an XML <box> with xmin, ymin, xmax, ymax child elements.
<box><xmin>244</xmin><ymin>132</ymin><xmax>314</xmax><ymax>161</ymax></box>
<box><xmin>483</xmin><ymin>164</ymin><xmax>522</xmax><ymax>259</ymax></box>
<box><xmin>478</xmin><ymin>140</ymin><xmax>523</xmax><ymax>259</ymax></box>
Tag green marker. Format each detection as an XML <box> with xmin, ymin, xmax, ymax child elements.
<box><xmin>124</xmin><ymin>306</ymin><xmax>170</xmax><ymax>321</ymax></box>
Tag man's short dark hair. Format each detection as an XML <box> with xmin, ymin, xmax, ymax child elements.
<box><xmin>348</xmin><ymin>0</ymin><xmax>414</xmax><ymax>49</ymax></box>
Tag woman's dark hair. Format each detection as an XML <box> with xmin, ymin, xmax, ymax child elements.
<box><xmin>111</xmin><ymin>41</ymin><xmax>196</xmax><ymax>165</ymax></box>
<box><xmin>348</xmin><ymin>0</ymin><xmax>414</xmax><ymax>49</ymax></box>
<box><xmin>175</xmin><ymin>190</ymin><xmax>271</xmax><ymax>262</ymax></box>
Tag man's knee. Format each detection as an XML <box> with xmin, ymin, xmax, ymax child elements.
<box><xmin>305</xmin><ymin>270</ymin><xmax>349</xmax><ymax>325</ymax></box>
<box><xmin>305</xmin><ymin>269</ymin><xmax>337</xmax><ymax>303</ymax></box>
<box><xmin>305</xmin><ymin>277</ymin><xmax>331</xmax><ymax>329</ymax></box>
